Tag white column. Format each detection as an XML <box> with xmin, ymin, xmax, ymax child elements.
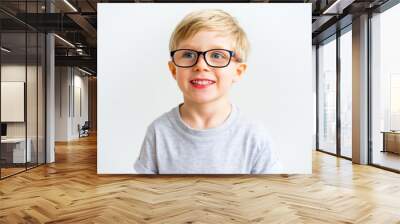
<box><xmin>45</xmin><ymin>1</ymin><xmax>55</xmax><ymax>163</ymax></box>
<box><xmin>46</xmin><ymin>33</ymin><xmax>55</xmax><ymax>163</ymax></box>
<box><xmin>352</xmin><ymin>14</ymin><xmax>369</xmax><ymax>164</ymax></box>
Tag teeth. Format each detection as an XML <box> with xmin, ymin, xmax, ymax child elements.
<box><xmin>191</xmin><ymin>80</ymin><xmax>213</xmax><ymax>85</ymax></box>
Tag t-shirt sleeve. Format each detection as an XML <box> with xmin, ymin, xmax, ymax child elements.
<box><xmin>134</xmin><ymin>126</ymin><xmax>158</xmax><ymax>174</ymax></box>
<box><xmin>251</xmin><ymin>130</ymin><xmax>283</xmax><ymax>174</ymax></box>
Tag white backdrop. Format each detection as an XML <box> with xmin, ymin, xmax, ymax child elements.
<box><xmin>98</xmin><ymin>3</ymin><xmax>312</xmax><ymax>174</ymax></box>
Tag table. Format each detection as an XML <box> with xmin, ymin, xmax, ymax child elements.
<box><xmin>1</xmin><ymin>138</ymin><xmax>32</xmax><ymax>163</ymax></box>
<box><xmin>381</xmin><ymin>131</ymin><xmax>400</xmax><ymax>154</ymax></box>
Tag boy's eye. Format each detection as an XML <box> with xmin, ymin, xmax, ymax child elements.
<box><xmin>209</xmin><ymin>51</ymin><xmax>227</xmax><ymax>60</ymax></box>
<box><xmin>182</xmin><ymin>51</ymin><xmax>196</xmax><ymax>59</ymax></box>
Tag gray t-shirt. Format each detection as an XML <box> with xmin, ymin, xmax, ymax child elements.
<box><xmin>134</xmin><ymin>104</ymin><xmax>282</xmax><ymax>174</ymax></box>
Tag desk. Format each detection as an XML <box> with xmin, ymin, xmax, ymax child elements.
<box><xmin>381</xmin><ymin>131</ymin><xmax>400</xmax><ymax>154</ymax></box>
<box><xmin>1</xmin><ymin>138</ymin><xmax>31</xmax><ymax>163</ymax></box>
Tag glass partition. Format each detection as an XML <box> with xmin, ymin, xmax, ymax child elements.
<box><xmin>0</xmin><ymin>1</ymin><xmax>46</xmax><ymax>179</ymax></box>
<box><xmin>1</xmin><ymin>31</ymin><xmax>28</xmax><ymax>177</ymax></box>
<box><xmin>38</xmin><ymin>32</ymin><xmax>45</xmax><ymax>165</ymax></box>
<box><xmin>27</xmin><ymin>31</ymin><xmax>38</xmax><ymax>169</ymax></box>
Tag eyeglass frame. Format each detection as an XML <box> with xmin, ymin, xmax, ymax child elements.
<box><xmin>170</xmin><ymin>48</ymin><xmax>238</xmax><ymax>68</ymax></box>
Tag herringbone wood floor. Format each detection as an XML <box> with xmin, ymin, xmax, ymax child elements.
<box><xmin>1</xmin><ymin>134</ymin><xmax>400</xmax><ymax>224</ymax></box>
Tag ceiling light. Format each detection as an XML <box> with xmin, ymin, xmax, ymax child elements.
<box><xmin>1</xmin><ymin>47</ymin><xmax>11</xmax><ymax>53</ymax></box>
<box><xmin>78</xmin><ymin>67</ymin><xmax>93</xmax><ymax>76</ymax></box>
<box><xmin>323</xmin><ymin>0</ymin><xmax>341</xmax><ymax>14</ymax></box>
<box><xmin>54</xmin><ymin>34</ymin><xmax>75</xmax><ymax>48</ymax></box>
<box><xmin>322</xmin><ymin>0</ymin><xmax>354</xmax><ymax>15</ymax></box>
<box><xmin>63</xmin><ymin>0</ymin><xmax>78</xmax><ymax>12</ymax></box>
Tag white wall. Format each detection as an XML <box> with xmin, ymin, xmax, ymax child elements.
<box><xmin>312</xmin><ymin>45</ymin><xmax>317</xmax><ymax>150</ymax></box>
<box><xmin>98</xmin><ymin>3</ymin><xmax>313</xmax><ymax>174</ymax></box>
<box><xmin>55</xmin><ymin>67</ymin><xmax>69</xmax><ymax>141</ymax></box>
<box><xmin>72</xmin><ymin>72</ymin><xmax>89</xmax><ymax>138</ymax></box>
<box><xmin>55</xmin><ymin>67</ymin><xmax>89</xmax><ymax>141</ymax></box>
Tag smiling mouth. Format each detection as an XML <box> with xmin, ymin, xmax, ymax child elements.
<box><xmin>190</xmin><ymin>79</ymin><xmax>216</xmax><ymax>89</ymax></box>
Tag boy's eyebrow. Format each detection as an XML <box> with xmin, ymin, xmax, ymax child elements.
<box><xmin>178</xmin><ymin>45</ymin><xmax>230</xmax><ymax>50</ymax></box>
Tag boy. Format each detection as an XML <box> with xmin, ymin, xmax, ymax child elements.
<box><xmin>134</xmin><ymin>9</ymin><xmax>282</xmax><ymax>174</ymax></box>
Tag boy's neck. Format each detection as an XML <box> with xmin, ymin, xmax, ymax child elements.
<box><xmin>179</xmin><ymin>99</ymin><xmax>232</xmax><ymax>130</ymax></box>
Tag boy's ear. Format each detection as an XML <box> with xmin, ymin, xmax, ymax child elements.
<box><xmin>168</xmin><ymin>61</ymin><xmax>177</xmax><ymax>80</ymax></box>
<box><xmin>232</xmin><ymin>63</ymin><xmax>247</xmax><ymax>83</ymax></box>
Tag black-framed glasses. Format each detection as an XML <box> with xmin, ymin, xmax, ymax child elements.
<box><xmin>170</xmin><ymin>49</ymin><xmax>236</xmax><ymax>68</ymax></box>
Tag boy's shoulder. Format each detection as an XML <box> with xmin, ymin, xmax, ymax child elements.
<box><xmin>146</xmin><ymin>106</ymin><xmax>177</xmax><ymax>132</ymax></box>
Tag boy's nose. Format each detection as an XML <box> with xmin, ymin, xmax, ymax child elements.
<box><xmin>193</xmin><ymin>54</ymin><xmax>210</xmax><ymax>71</ymax></box>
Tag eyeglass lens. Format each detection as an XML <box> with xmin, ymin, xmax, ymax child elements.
<box><xmin>173</xmin><ymin>49</ymin><xmax>231</xmax><ymax>67</ymax></box>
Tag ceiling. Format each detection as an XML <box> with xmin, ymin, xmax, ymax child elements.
<box><xmin>0</xmin><ymin>0</ymin><xmax>394</xmax><ymax>75</ymax></box>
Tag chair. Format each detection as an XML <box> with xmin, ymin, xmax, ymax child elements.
<box><xmin>79</xmin><ymin>121</ymin><xmax>90</xmax><ymax>138</ymax></box>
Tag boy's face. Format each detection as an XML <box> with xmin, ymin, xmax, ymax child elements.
<box><xmin>168</xmin><ymin>30</ymin><xmax>247</xmax><ymax>105</ymax></box>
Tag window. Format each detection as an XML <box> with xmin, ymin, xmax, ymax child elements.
<box><xmin>370</xmin><ymin>3</ymin><xmax>400</xmax><ymax>171</ymax></box>
<box><xmin>340</xmin><ymin>29</ymin><xmax>352</xmax><ymax>158</ymax></box>
<box><xmin>318</xmin><ymin>36</ymin><xmax>337</xmax><ymax>155</ymax></box>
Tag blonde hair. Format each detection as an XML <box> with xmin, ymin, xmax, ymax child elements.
<box><xmin>169</xmin><ymin>9</ymin><xmax>250</xmax><ymax>62</ymax></box>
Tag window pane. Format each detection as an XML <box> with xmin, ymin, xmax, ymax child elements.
<box><xmin>340</xmin><ymin>29</ymin><xmax>352</xmax><ymax>158</ymax></box>
<box><xmin>318</xmin><ymin>37</ymin><xmax>337</xmax><ymax>154</ymax></box>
